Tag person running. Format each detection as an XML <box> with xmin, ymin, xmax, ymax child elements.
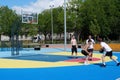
<box><xmin>81</xmin><ymin>39</ymin><xmax>92</xmax><ymax>65</ymax></box>
<box><xmin>98</xmin><ymin>38</ymin><xmax>120</xmax><ymax>67</ymax></box>
<box><xmin>86</xmin><ymin>35</ymin><xmax>95</xmax><ymax>60</ymax></box>
<box><xmin>71</xmin><ymin>36</ymin><xmax>78</xmax><ymax>57</ymax></box>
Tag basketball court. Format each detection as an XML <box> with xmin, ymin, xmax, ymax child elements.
<box><xmin>0</xmin><ymin>45</ymin><xmax>120</xmax><ymax>80</ymax></box>
<box><xmin>1</xmin><ymin>7</ymin><xmax>120</xmax><ymax>80</ymax></box>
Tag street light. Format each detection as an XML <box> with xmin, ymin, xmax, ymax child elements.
<box><xmin>64</xmin><ymin>0</ymin><xmax>67</xmax><ymax>51</ymax></box>
<box><xmin>49</xmin><ymin>5</ymin><xmax>54</xmax><ymax>44</ymax></box>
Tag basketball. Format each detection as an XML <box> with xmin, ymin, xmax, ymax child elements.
<box><xmin>99</xmin><ymin>48</ymin><xmax>104</xmax><ymax>53</ymax></box>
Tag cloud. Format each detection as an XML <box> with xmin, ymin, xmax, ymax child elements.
<box><xmin>12</xmin><ymin>0</ymin><xmax>65</xmax><ymax>14</ymax></box>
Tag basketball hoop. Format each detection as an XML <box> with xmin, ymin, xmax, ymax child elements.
<box><xmin>21</xmin><ymin>11</ymin><xmax>38</xmax><ymax>24</ymax></box>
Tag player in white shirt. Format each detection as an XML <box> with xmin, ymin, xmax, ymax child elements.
<box><xmin>81</xmin><ymin>39</ymin><xmax>92</xmax><ymax>65</ymax></box>
<box><xmin>86</xmin><ymin>35</ymin><xmax>95</xmax><ymax>60</ymax></box>
<box><xmin>98</xmin><ymin>38</ymin><xmax>120</xmax><ymax>67</ymax></box>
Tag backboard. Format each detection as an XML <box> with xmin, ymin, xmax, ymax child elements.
<box><xmin>22</xmin><ymin>11</ymin><xmax>38</xmax><ymax>24</ymax></box>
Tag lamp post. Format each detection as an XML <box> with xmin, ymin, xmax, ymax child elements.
<box><xmin>64</xmin><ymin>0</ymin><xmax>67</xmax><ymax>51</ymax></box>
<box><xmin>49</xmin><ymin>5</ymin><xmax>54</xmax><ymax>44</ymax></box>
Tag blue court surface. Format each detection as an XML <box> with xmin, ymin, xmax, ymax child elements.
<box><xmin>0</xmin><ymin>48</ymin><xmax>120</xmax><ymax>80</ymax></box>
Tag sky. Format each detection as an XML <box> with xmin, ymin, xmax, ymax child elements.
<box><xmin>0</xmin><ymin>0</ymin><xmax>65</xmax><ymax>14</ymax></box>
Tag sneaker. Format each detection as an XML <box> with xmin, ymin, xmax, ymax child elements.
<box><xmin>84</xmin><ymin>61</ymin><xmax>89</xmax><ymax>65</ymax></box>
<box><xmin>101</xmin><ymin>64</ymin><xmax>106</xmax><ymax>67</ymax></box>
<box><xmin>117</xmin><ymin>63</ymin><xmax>120</xmax><ymax>66</ymax></box>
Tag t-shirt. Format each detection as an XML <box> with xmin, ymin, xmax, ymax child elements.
<box><xmin>86</xmin><ymin>39</ymin><xmax>95</xmax><ymax>49</ymax></box>
<box><xmin>100</xmin><ymin>42</ymin><xmax>112</xmax><ymax>52</ymax></box>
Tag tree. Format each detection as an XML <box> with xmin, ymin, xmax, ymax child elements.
<box><xmin>89</xmin><ymin>19</ymin><xmax>100</xmax><ymax>41</ymax></box>
<box><xmin>55</xmin><ymin>7</ymin><xmax>64</xmax><ymax>40</ymax></box>
<box><xmin>67</xmin><ymin>0</ymin><xmax>84</xmax><ymax>42</ymax></box>
<box><xmin>79</xmin><ymin>0</ymin><xmax>117</xmax><ymax>39</ymax></box>
<box><xmin>38</xmin><ymin>10</ymin><xmax>51</xmax><ymax>41</ymax></box>
<box><xmin>0</xmin><ymin>6</ymin><xmax>20</xmax><ymax>40</ymax></box>
<box><xmin>108</xmin><ymin>0</ymin><xmax>120</xmax><ymax>40</ymax></box>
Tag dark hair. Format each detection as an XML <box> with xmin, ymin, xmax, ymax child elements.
<box><xmin>88</xmin><ymin>39</ymin><xmax>92</xmax><ymax>42</ymax></box>
<box><xmin>98</xmin><ymin>38</ymin><xmax>102</xmax><ymax>42</ymax></box>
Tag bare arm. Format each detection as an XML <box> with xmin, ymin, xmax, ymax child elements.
<box><xmin>84</xmin><ymin>44</ymin><xmax>90</xmax><ymax>54</ymax></box>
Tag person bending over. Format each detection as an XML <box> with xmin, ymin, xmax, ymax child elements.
<box><xmin>81</xmin><ymin>39</ymin><xmax>92</xmax><ymax>65</ymax></box>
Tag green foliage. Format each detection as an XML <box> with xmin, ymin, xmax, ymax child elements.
<box><xmin>89</xmin><ymin>19</ymin><xmax>100</xmax><ymax>35</ymax></box>
<box><xmin>0</xmin><ymin>0</ymin><xmax>120</xmax><ymax>42</ymax></box>
<box><xmin>0</xmin><ymin>6</ymin><xmax>18</xmax><ymax>36</ymax></box>
<box><xmin>38</xmin><ymin>10</ymin><xmax>51</xmax><ymax>40</ymax></box>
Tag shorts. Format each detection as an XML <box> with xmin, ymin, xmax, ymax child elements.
<box><xmin>81</xmin><ymin>50</ymin><xmax>89</xmax><ymax>56</ymax></box>
<box><xmin>88</xmin><ymin>49</ymin><xmax>93</xmax><ymax>53</ymax></box>
<box><xmin>71</xmin><ymin>45</ymin><xmax>77</xmax><ymax>53</ymax></box>
<box><xmin>105</xmin><ymin>51</ymin><xmax>113</xmax><ymax>57</ymax></box>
